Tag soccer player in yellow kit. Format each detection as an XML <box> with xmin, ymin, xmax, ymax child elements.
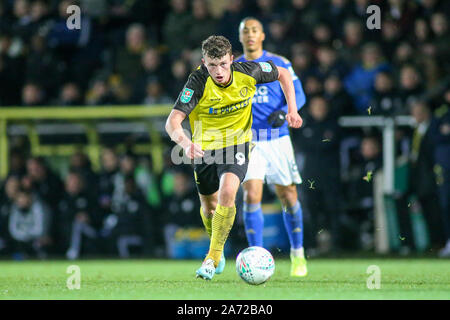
<box><xmin>165</xmin><ymin>35</ymin><xmax>302</xmax><ymax>280</ymax></box>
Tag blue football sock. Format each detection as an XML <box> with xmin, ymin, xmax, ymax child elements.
<box><xmin>243</xmin><ymin>202</ymin><xmax>264</xmax><ymax>247</ymax></box>
<box><xmin>283</xmin><ymin>200</ymin><xmax>303</xmax><ymax>250</ymax></box>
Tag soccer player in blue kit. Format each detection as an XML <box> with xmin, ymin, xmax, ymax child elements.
<box><xmin>235</xmin><ymin>17</ymin><xmax>308</xmax><ymax>276</ymax></box>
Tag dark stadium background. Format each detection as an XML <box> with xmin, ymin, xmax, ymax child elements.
<box><xmin>0</xmin><ymin>0</ymin><xmax>449</xmax><ymax>261</ymax></box>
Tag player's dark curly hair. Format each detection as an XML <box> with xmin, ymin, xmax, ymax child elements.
<box><xmin>201</xmin><ymin>35</ymin><xmax>232</xmax><ymax>59</ymax></box>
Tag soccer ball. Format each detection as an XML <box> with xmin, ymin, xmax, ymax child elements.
<box><xmin>235</xmin><ymin>246</ymin><xmax>275</xmax><ymax>285</ymax></box>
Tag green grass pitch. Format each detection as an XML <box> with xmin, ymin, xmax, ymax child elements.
<box><xmin>0</xmin><ymin>258</ymin><xmax>449</xmax><ymax>299</ymax></box>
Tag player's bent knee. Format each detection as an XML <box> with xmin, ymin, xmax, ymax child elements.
<box><xmin>243</xmin><ymin>180</ymin><xmax>263</xmax><ymax>204</ymax></box>
<box><xmin>218</xmin><ymin>187</ymin><xmax>238</xmax><ymax>207</ymax></box>
<box><xmin>276</xmin><ymin>185</ymin><xmax>298</xmax><ymax>207</ymax></box>
<box><xmin>244</xmin><ymin>188</ymin><xmax>262</xmax><ymax>204</ymax></box>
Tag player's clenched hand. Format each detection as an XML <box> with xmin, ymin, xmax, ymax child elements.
<box><xmin>184</xmin><ymin>142</ymin><xmax>204</xmax><ymax>159</ymax></box>
<box><xmin>286</xmin><ymin>111</ymin><xmax>303</xmax><ymax>128</ymax></box>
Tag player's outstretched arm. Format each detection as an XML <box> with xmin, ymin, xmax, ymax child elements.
<box><xmin>165</xmin><ymin>109</ymin><xmax>204</xmax><ymax>159</ymax></box>
<box><xmin>277</xmin><ymin>66</ymin><xmax>303</xmax><ymax>128</ymax></box>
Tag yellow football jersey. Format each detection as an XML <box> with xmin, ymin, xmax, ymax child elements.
<box><xmin>173</xmin><ymin>61</ymin><xmax>279</xmax><ymax>150</ymax></box>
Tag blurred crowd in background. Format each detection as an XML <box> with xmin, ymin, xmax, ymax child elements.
<box><xmin>0</xmin><ymin>0</ymin><xmax>449</xmax><ymax>259</ymax></box>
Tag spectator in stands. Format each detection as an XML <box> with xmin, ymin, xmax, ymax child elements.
<box><xmin>405</xmin><ymin>100</ymin><xmax>444</xmax><ymax>251</ymax></box>
<box><xmin>133</xmin><ymin>48</ymin><xmax>167</xmax><ymax>100</ymax></box>
<box><xmin>21</xmin><ymin>82</ymin><xmax>45</xmax><ymax>106</ymax></box>
<box><xmin>323</xmin><ymin>73</ymin><xmax>355</xmax><ymax>117</ymax></box>
<box><xmin>142</xmin><ymin>78</ymin><xmax>173</xmax><ymax>105</ymax></box>
<box><xmin>59</xmin><ymin>172</ymin><xmax>100</xmax><ymax>260</ymax></box>
<box><xmin>108</xmin><ymin>76</ymin><xmax>132</xmax><ymax>104</ymax></box>
<box><xmin>421</xmin><ymin>0</ymin><xmax>450</xmax><ymax>18</ymax></box>
<box><xmin>97</xmin><ymin>147</ymin><xmax>117</xmax><ymax>212</ymax></box>
<box><xmin>0</xmin><ymin>29</ymin><xmax>25</xmax><ymax>106</ymax></box>
<box><xmin>140</xmin><ymin>48</ymin><xmax>165</xmax><ymax>81</ymax></box>
<box><xmin>370</xmin><ymin>71</ymin><xmax>402</xmax><ymax>116</ymax></box>
<box><xmin>163</xmin><ymin>167</ymin><xmax>202</xmax><ymax>258</ymax></box>
<box><xmin>386</xmin><ymin>0</ymin><xmax>420</xmax><ymax>36</ymax></box>
<box><xmin>311</xmin><ymin>22</ymin><xmax>333</xmax><ymax>47</ymax></box>
<box><xmin>0</xmin><ymin>176</ymin><xmax>21</xmax><ymax>254</ymax></box>
<box><xmin>265</xmin><ymin>17</ymin><xmax>292</xmax><ymax>58</ymax></box>
<box><xmin>314</xmin><ymin>46</ymin><xmax>347</xmax><ymax>81</ymax></box>
<box><xmin>58</xmin><ymin>82</ymin><xmax>83</xmax><ymax>106</ymax></box>
<box><xmin>255</xmin><ymin>0</ymin><xmax>284</xmax><ymax>27</ymax></box>
<box><xmin>322</xmin><ymin>0</ymin><xmax>352</xmax><ymax>39</ymax></box>
<box><xmin>412</xmin><ymin>20</ymin><xmax>442</xmax><ymax>89</ymax></box>
<box><xmin>291</xmin><ymin>44</ymin><xmax>315</xmax><ymax>80</ymax></box>
<box><xmin>115</xmin><ymin>23</ymin><xmax>148</xmax><ymax>87</ymax></box>
<box><xmin>69</xmin><ymin>152</ymin><xmax>98</xmax><ymax>195</ymax></box>
<box><xmin>162</xmin><ymin>0</ymin><xmax>192</xmax><ymax>56</ymax></box>
<box><xmin>188</xmin><ymin>0</ymin><xmax>217</xmax><ymax>49</ymax></box>
<box><xmin>25</xmin><ymin>34</ymin><xmax>61</xmax><ymax>100</ymax></box>
<box><xmin>25</xmin><ymin>157</ymin><xmax>64</xmax><ymax>211</ymax></box>
<box><xmin>0</xmin><ymin>2</ymin><xmax>12</xmax><ymax>31</ymax></box>
<box><xmin>349</xmin><ymin>0</ymin><xmax>370</xmax><ymax>22</ymax></box>
<box><xmin>413</xmin><ymin>18</ymin><xmax>431</xmax><ymax>48</ymax></box>
<box><xmin>294</xmin><ymin>95</ymin><xmax>343</xmax><ymax>255</ymax></box>
<box><xmin>29</xmin><ymin>0</ymin><xmax>51</xmax><ymax>33</ymax></box>
<box><xmin>168</xmin><ymin>59</ymin><xmax>189</xmax><ymax>100</ymax></box>
<box><xmin>398</xmin><ymin>64</ymin><xmax>425</xmax><ymax>114</ymax></box>
<box><xmin>393</xmin><ymin>42</ymin><xmax>415</xmax><ymax>72</ymax></box>
<box><xmin>303</xmin><ymin>75</ymin><xmax>323</xmax><ymax>97</ymax></box>
<box><xmin>8</xmin><ymin>149</ymin><xmax>27</xmax><ymax>178</ymax></box>
<box><xmin>393</xmin><ymin>41</ymin><xmax>415</xmax><ymax>67</ymax></box>
<box><xmin>287</xmin><ymin>0</ymin><xmax>321</xmax><ymax>42</ymax></box>
<box><xmin>85</xmin><ymin>77</ymin><xmax>117</xmax><ymax>105</ymax></box>
<box><xmin>111</xmin><ymin>153</ymin><xmax>160</xmax><ymax>212</ymax></box>
<box><xmin>381</xmin><ymin>17</ymin><xmax>402</xmax><ymax>59</ymax></box>
<box><xmin>346</xmin><ymin>135</ymin><xmax>382</xmax><ymax>250</ymax></box>
<box><xmin>11</xmin><ymin>0</ymin><xmax>32</xmax><ymax>41</ymax></box>
<box><xmin>430</xmin><ymin>12</ymin><xmax>450</xmax><ymax>71</ymax></box>
<box><xmin>1</xmin><ymin>176</ymin><xmax>20</xmax><ymax>217</ymax></box>
<box><xmin>217</xmin><ymin>0</ymin><xmax>249</xmax><ymax>50</ymax></box>
<box><xmin>432</xmin><ymin>88</ymin><xmax>450</xmax><ymax>257</ymax></box>
<box><xmin>8</xmin><ymin>188</ymin><xmax>51</xmax><ymax>259</ymax></box>
<box><xmin>110</xmin><ymin>175</ymin><xmax>149</xmax><ymax>258</ymax></box>
<box><xmin>339</xmin><ymin>19</ymin><xmax>365</xmax><ymax>66</ymax></box>
<box><xmin>344</xmin><ymin>43</ymin><xmax>390</xmax><ymax>114</ymax></box>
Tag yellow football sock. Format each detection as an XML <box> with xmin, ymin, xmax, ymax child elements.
<box><xmin>206</xmin><ymin>204</ymin><xmax>236</xmax><ymax>267</ymax></box>
<box><xmin>200</xmin><ymin>207</ymin><xmax>212</xmax><ymax>238</ymax></box>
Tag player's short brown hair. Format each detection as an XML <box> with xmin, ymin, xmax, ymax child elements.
<box><xmin>201</xmin><ymin>35</ymin><xmax>232</xmax><ymax>59</ymax></box>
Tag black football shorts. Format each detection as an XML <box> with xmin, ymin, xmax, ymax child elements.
<box><xmin>193</xmin><ymin>142</ymin><xmax>251</xmax><ymax>195</ymax></box>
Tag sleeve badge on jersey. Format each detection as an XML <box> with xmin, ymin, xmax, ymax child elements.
<box><xmin>181</xmin><ymin>88</ymin><xmax>194</xmax><ymax>103</ymax></box>
<box><xmin>259</xmin><ymin>62</ymin><xmax>273</xmax><ymax>73</ymax></box>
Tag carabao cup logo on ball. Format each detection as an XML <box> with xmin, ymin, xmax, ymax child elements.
<box><xmin>181</xmin><ymin>88</ymin><xmax>194</xmax><ymax>103</ymax></box>
<box><xmin>236</xmin><ymin>246</ymin><xmax>275</xmax><ymax>285</ymax></box>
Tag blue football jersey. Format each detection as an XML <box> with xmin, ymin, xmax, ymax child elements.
<box><xmin>235</xmin><ymin>50</ymin><xmax>306</xmax><ymax>141</ymax></box>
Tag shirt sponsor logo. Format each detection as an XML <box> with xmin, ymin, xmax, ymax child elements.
<box><xmin>180</xmin><ymin>88</ymin><xmax>194</xmax><ymax>103</ymax></box>
<box><xmin>259</xmin><ymin>62</ymin><xmax>272</xmax><ymax>73</ymax></box>
<box><xmin>208</xmin><ymin>97</ymin><xmax>251</xmax><ymax>115</ymax></box>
